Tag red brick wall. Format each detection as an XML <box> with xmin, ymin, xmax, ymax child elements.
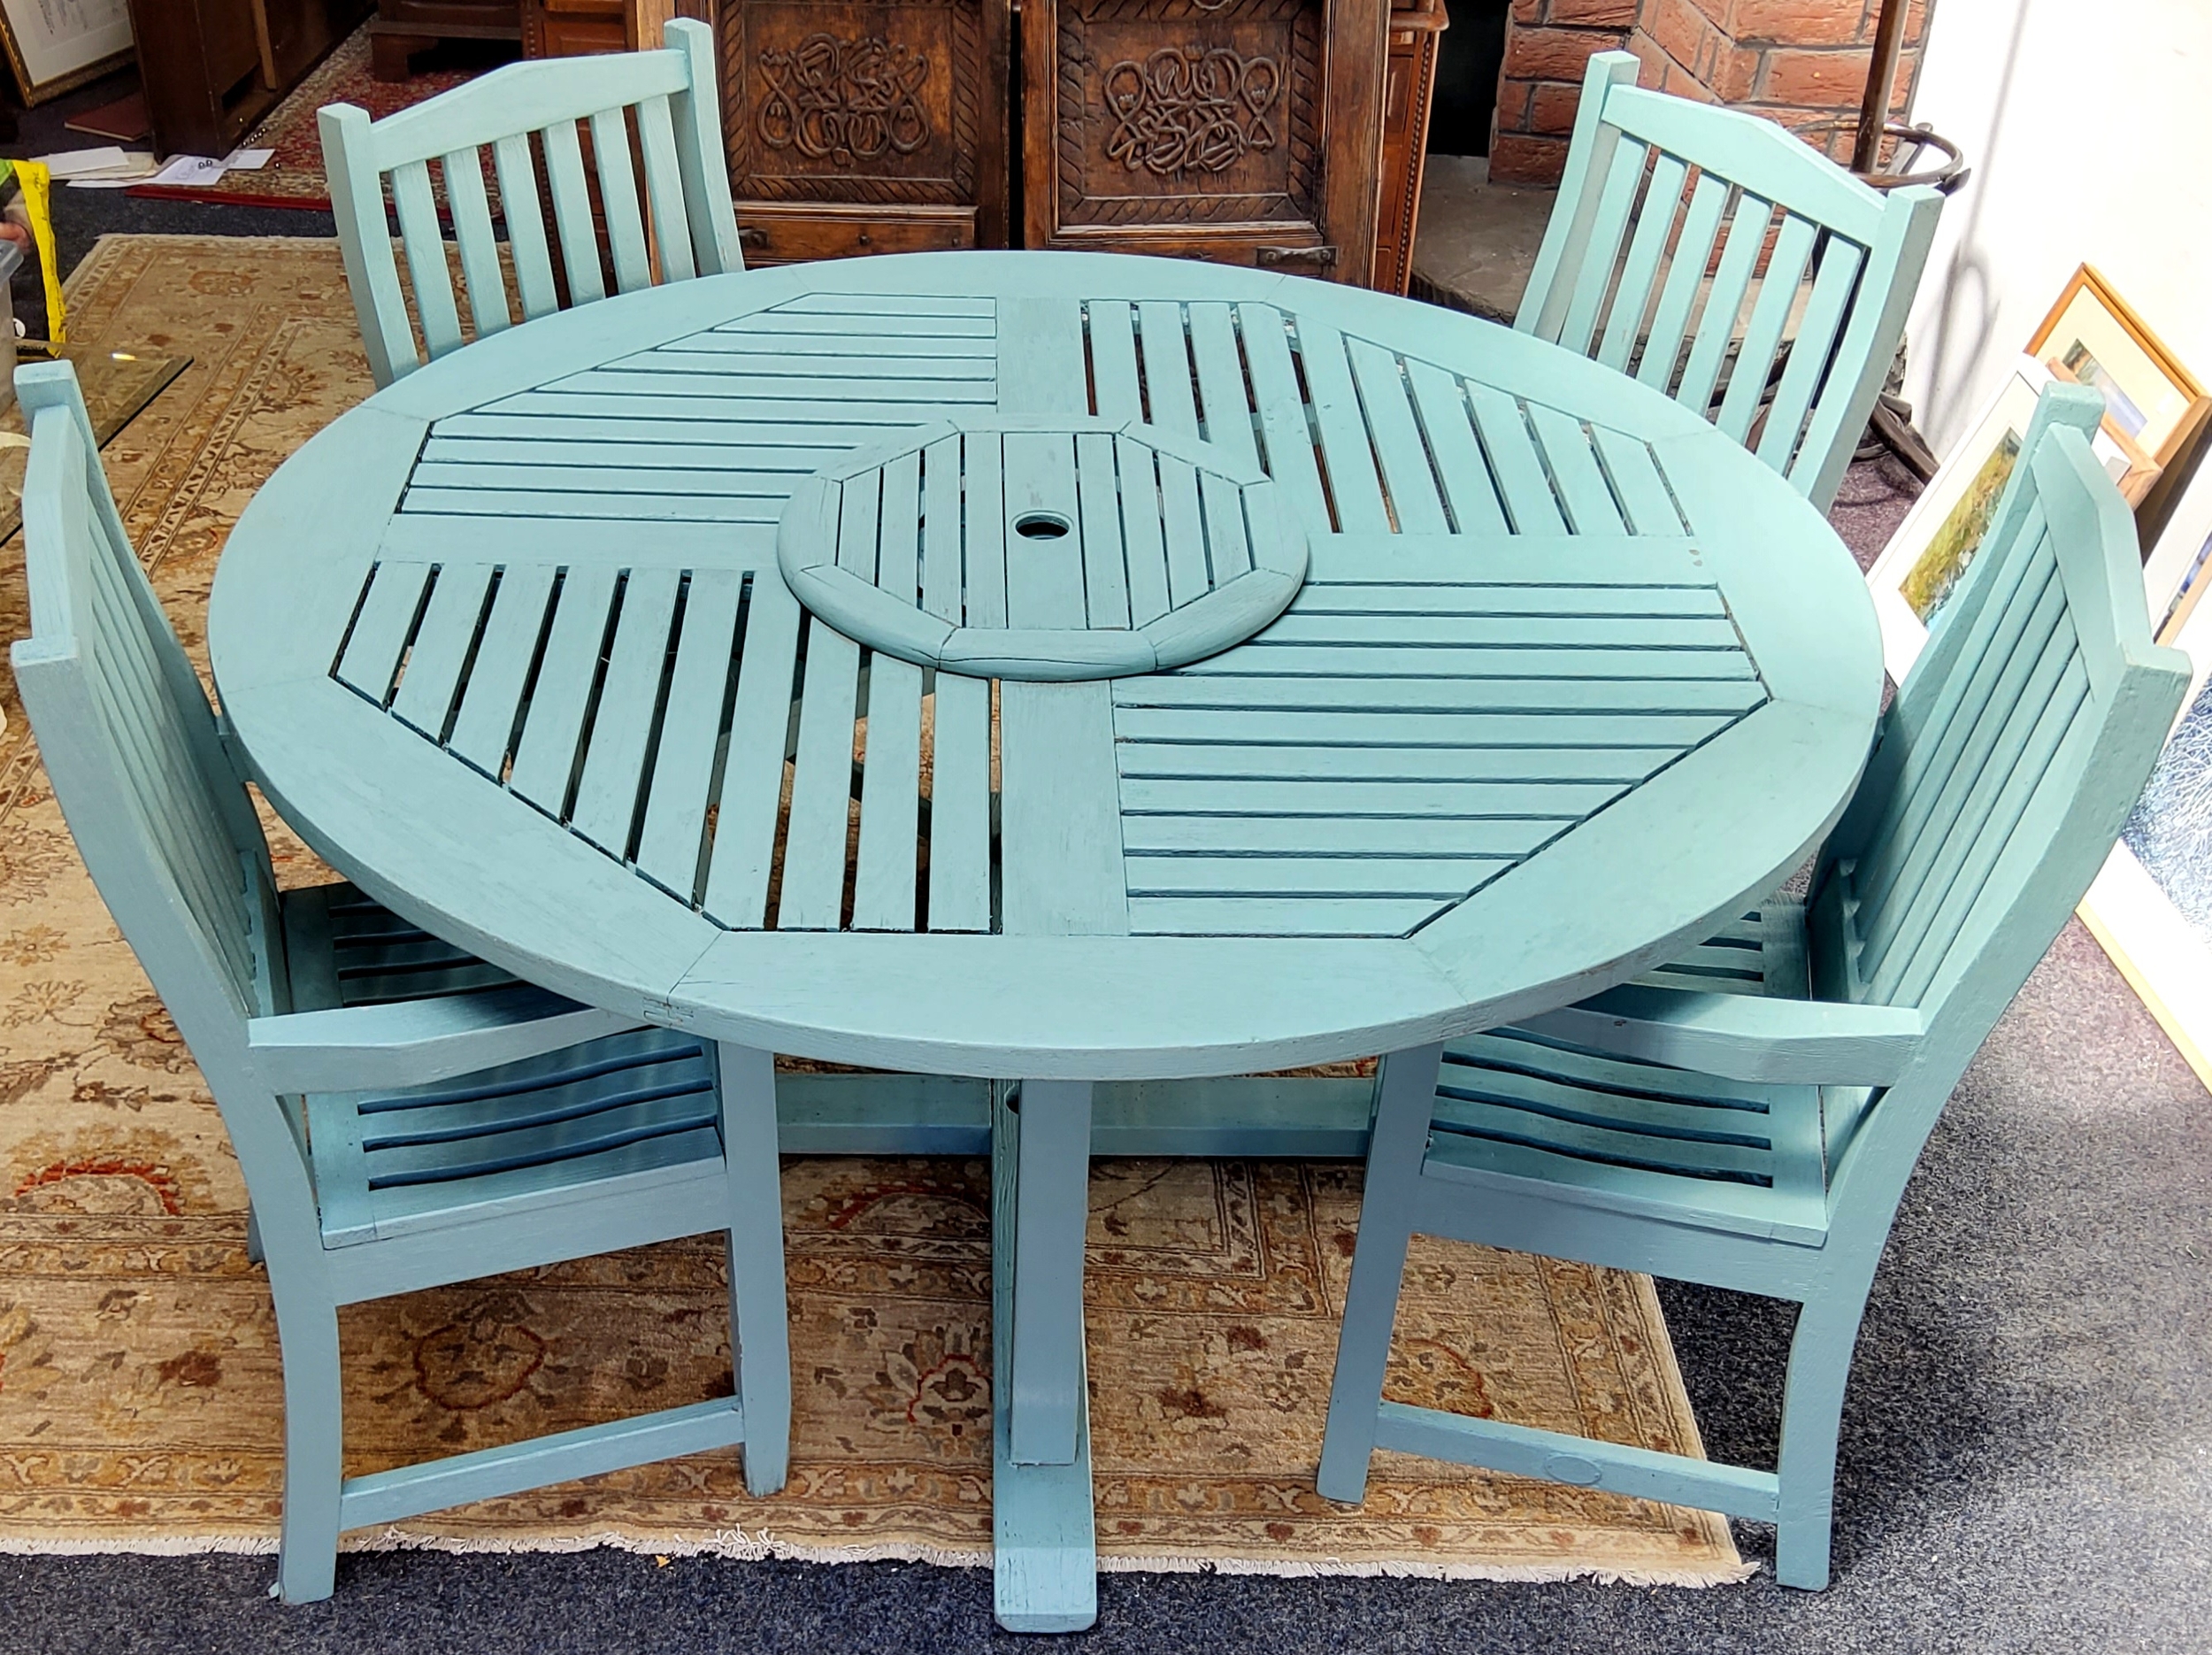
<box><xmin>1491</xmin><ymin>0</ymin><xmax>1930</xmax><ymax>187</ymax></box>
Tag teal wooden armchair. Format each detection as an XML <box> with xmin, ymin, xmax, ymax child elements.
<box><xmin>8</xmin><ymin>361</ymin><xmax>790</xmax><ymax>1602</ymax></box>
<box><xmin>320</xmin><ymin>16</ymin><xmax>742</xmax><ymax>388</ymax></box>
<box><xmin>1316</xmin><ymin>385</ymin><xmax>2188</xmax><ymax>1588</ymax></box>
<box><xmin>1517</xmin><ymin>51</ymin><xmax>1942</xmax><ymax>515</ymax></box>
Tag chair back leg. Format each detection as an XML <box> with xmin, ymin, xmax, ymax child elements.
<box><xmin>718</xmin><ymin>1043</ymin><xmax>794</xmax><ymax>1497</ymax></box>
<box><xmin>1317</xmin><ymin>1044</ymin><xmax>1444</xmax><ymax>1505</ymax></box>
<box><xmin>271</xmin><ymin>1282</ymin><xmax>346</xmax><ymax>1603</ymax></box>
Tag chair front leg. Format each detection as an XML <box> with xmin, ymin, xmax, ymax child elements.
<box><xmin>1317</xmin><ymin>1043</ymin><xmax>1444</xmax><ymax>1505</ymax></box>
<box><xmin>1773</xmin><ymin>1262</ymin><xmax>1880</xmax><ymax>1590</ymax></box>
<box><xmin>718</xmin><ymin>1043</ymin><xmax>792</xmax><ymax>1497</ymax></box>
<box><xmin>269</xmin><ymin>1277</ymin><xmax>344</xmax><ymax>1604</ymax></box>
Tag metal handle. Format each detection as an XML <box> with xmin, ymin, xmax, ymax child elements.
<box><xmin>1256</xmin><ymin>244</ymin><xmax>1339</xmax><ymax>268</ymax></box>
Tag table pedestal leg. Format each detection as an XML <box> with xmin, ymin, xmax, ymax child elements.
<box><xmin>992</xmin><ymin>1079</ymin><xmax>1097</xmax><ymax>1633</ymax></box>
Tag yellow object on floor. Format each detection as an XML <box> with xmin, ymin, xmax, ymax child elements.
<box><xmin>0</xmin><ymin>235</ymin><xmax>1748</xmax><ymax>1585</ymax></box>
<box><xmin>0</xmin><ymin>160</ymin><xmax>65</xmax><ymax>343</ymax></box>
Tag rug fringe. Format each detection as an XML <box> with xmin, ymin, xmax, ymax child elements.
<box><xmin>0</xmin><ymin>1528</ymin><xmax>1755</xmax><ymax>1587</ymax></box>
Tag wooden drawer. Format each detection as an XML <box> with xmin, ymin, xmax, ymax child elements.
<box><xmin>521</xmin><ymin>0</ymin><xmax>630</xmax><ymax>54</ymax></box>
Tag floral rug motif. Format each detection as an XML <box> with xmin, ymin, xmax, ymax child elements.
<box><xmin>0</xmin><ymin>235</ymin><xmax>1748</xmax><ymax>1583</ymax></box>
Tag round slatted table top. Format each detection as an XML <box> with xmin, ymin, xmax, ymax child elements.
<box><xmin>210</xmin><ymin>251</ymin><xmax>1884</xmax><ymax>1079</ymax></box>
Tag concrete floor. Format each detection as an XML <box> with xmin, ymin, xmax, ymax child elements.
<box><xmin>1407</xmin><ymin>155</ymin><xmax>1555</xmax><ymax>324</ymax></box>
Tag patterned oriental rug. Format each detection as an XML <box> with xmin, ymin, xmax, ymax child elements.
<box><xmin>0</xmin><ymin>235</ymin><xmax>1750</xmax><ymax>1584</ymax></box>
<box><xmin>128</xmin><ymin>28</ymin><xmax>495</xmax><ymax>211</ymax></box>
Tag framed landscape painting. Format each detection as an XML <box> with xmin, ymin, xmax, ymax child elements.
<box><xmin>2027</xmin><ymin>265</ymin><xmax>2210</xmax><ymax>505</ymax></box>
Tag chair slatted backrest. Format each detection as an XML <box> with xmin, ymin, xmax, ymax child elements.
<box><xmin>9</xmin><ymin>364</ymin><xmax>298</xmax><ymax>1181</ymax></box>
<box><xmin>320</xmin><ymin>17</ymin><xmax>742</xmax><ymax>389</ymax></box>
<box><xmin>1811</xmin><ymin>385</ymin><xmax>2188</xmax><ymax>1048</ymax></box>
<box><xmin>1517</xmin><ymin>52</ymin><xmax>1942</xmax><ymax>515</ymax></box>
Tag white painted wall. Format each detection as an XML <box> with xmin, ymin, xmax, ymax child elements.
<box><xmin>1903</xmin><ymin>0</ymin><xmax>2212</xmax><ymax>453</ymax></box>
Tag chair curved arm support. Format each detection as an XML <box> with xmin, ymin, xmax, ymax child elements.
<box><xmin>247</xmin><ymin>986</ymin><xmax>644</xmax><ymax>1094</ymax></box>
<box><xmin>1515</xmin><ymin>985</ymin><xmax>1925</xmax><ymax>1085</ymax></box>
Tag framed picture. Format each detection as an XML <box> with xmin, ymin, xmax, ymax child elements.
<box><xmin>0</xmin><ymin>0</ymin><xmax>133</xmax><ymax>106</ymax></box>
<box><xmin>2026</xmin><ymin>264</ymin><xmax>2210</xmax><ymax>512</ymax></box>
<box><xmin>1867</xmin><ymin>358</ymin><xmax>2156</xmax><ymax>679</ymax></box>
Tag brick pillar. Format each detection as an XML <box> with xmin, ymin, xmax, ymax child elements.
<box><xmin>1490</xmin><ymin>0</ymin><xmax>1930</xmax><ymax>188</ymax></box>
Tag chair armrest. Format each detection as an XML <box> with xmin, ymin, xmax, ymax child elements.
<box><xmin>247</xmin><ymin>986</ymin><xmax>644</xmax><ymax>1094</ymax></box>
<box><xmin>1515</xmin><ymin>985</ymin><xmax>1924</xmax><ymax>1086</ymax></box>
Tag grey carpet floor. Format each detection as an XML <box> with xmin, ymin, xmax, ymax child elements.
<box><xmin>3</xmin><ymin>108</ymin><xmax>2208</xmax><ymax>1650</ymax></box>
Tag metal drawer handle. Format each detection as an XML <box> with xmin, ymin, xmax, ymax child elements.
<box><xmin>1256</xmin><ymin>244</ymin><xmax>1339</xmax><ymax>267</ymax></box>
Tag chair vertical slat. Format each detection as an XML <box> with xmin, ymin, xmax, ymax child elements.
<box><xmin>665</xmin><ymin>15</ymin><xmax>744</xmax><ymax>273</ymax></box>
<box><xmin>1787</xmin><ymin>185</ymin><xmax>1944</xmax><ymax>511</ymax></box>
<box><xmin>1404</xmin><ymin>360</ymin><xmax>1509</xmax><ymax>535</ymax></box>
<box><xmin>1347</xmin><ymin>339</ymin><xmax>1449</xmax><ymax>534</ymax></box>
<box><xmin>1238</xmin><ymin>304</ymin><xmax>1332</xmax><ymax>532</ymax></box>
<box><xmin>633</xmin><ymin>94</ymin><xmax>696</xmax><ymax>284</ymax></box>
<box><xmin>1557</xmin><ymin>137</ymin><xmax>1651</xmax><ymax>358</ymax></box>
<box><xmin>491</xmin><ymin>134</ymin><xmax>562</xmax><ymax>321</ymax></box>
<box><xmin>588</xmin><ymin>106</ymin><xmax>654</xmax><ymax>295</ymax></box>
<box><xmin>1634</xmin><ymin>172</ymin><xmax>1731</xmax><ymax>396</ymax></box>
<box><xmin>1755</xmin><ymin>235</ymin><xmax>1864</xmax><ymax>475</ymax></box>
<box><xmin>1517</xmin><ymin>51</ymin><xmax>1640</xmax><ymax>341</ymax></box>
<box><xmin>390</xmin><ymin>160</ymin><xmax>465</xmax><ymax>362</ymax></box>
<box><xmin>541</xmin><ymin>119</ymin><xmax>609</xmax><ymax>304</ymax></box>
<box><xmin>1597</xmin><ymin>152</ymin><xmax>1690</xmax><ymax>373</ymax></box>
<box><xmin>700</xmin><ymin>575</ymin><xmax>803</xmax><ymax>928</ymax></box>
<box><xmin>1675</xmin><ymin>192</ymin><xmax>1775</xmax><ymax>417</ymax></box>
<box><xmin>1858</xmin><ymin>575</ymin><xmax>2070</xmax><ymax>968</ymax></box>
<box><xmin>634</xmin><ymin>566</ymin><xmax>745</xmax><ymax>899</ymax></box>
<box><xmin>1856</xmin><ymin>547</ymin><xmax>2062</xmax><ymax>920</ymax></box>
<box><xmin>1876</xmin><ymin>658</ymin><xmax>2088</xmax><ymax>1004</ymax></box>
<box><xmin>1715</xmin><ymin>212</ymin><xmax>1819</xmax><ymax>444</ymax></box>
<box><xmin>441</xmin><ymin>147</ymin><xmax>512</xmax><ymax>341</ymax></box>
<box><xmin>320</xmin><ymin>105</ymin><xmax>419</xmax><ymax>386</ymax></box>
<box><xmin>852</xmin><ymin>655</ymin><xmax>924</xmax><ymax>931</ymax></box>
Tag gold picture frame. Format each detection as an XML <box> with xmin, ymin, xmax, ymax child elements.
<box><xmin>2026</xmin><ymin>263</ymin><xmax>2210</xmax><ymax>515</ymax></box>
<box><xmin>0</xmin><ymin>0</ymin><xmax>132</xmax><ymax>107</ymax></box>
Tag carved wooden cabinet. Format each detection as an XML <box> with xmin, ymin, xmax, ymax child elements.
<box><xmin>1372</xmin><ymin>0</ymin><xmax>1443</xmax><ymax>293</ymax></box>
<box><xmin>715</xmin><ymin>0</ymin><xmax>1011</xmax><ymax>264</ymax></box>
<box><xmin>1018</xmin><ymin>0</ymin><xmax>1386</xmax><ymax>281</ymax></box>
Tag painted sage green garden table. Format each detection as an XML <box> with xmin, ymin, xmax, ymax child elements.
<box><xmin>208</xmin><ymin>250</ymin><xmax>1883</xmax><ymax>1631</ymax></box>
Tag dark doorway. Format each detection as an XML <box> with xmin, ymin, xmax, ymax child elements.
<box><xmin>1426</xmin><ymin>0</ymin><xmax>1512</xmax><ymax>156</ymax></box>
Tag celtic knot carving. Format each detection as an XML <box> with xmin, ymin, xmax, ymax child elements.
<box><xmin>757</xmin><ymin>33</ymin><xmax>931</xmax><ymax>165</ymax></box>
<box><xmin>1102</xmin><ymin>47</ymin><xmax>1280</xmax><ymax>177</ymax></box>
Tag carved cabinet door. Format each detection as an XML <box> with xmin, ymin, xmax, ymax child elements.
<box><xmin>1021</xmin><ymin>0</ymin><xmax>1387</xmax><ymax>281</ymax></box>
<box><xmin>719</xmin><ymin>0</ymin><xmax>1013</xmax><ymax>263</ymax></box>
